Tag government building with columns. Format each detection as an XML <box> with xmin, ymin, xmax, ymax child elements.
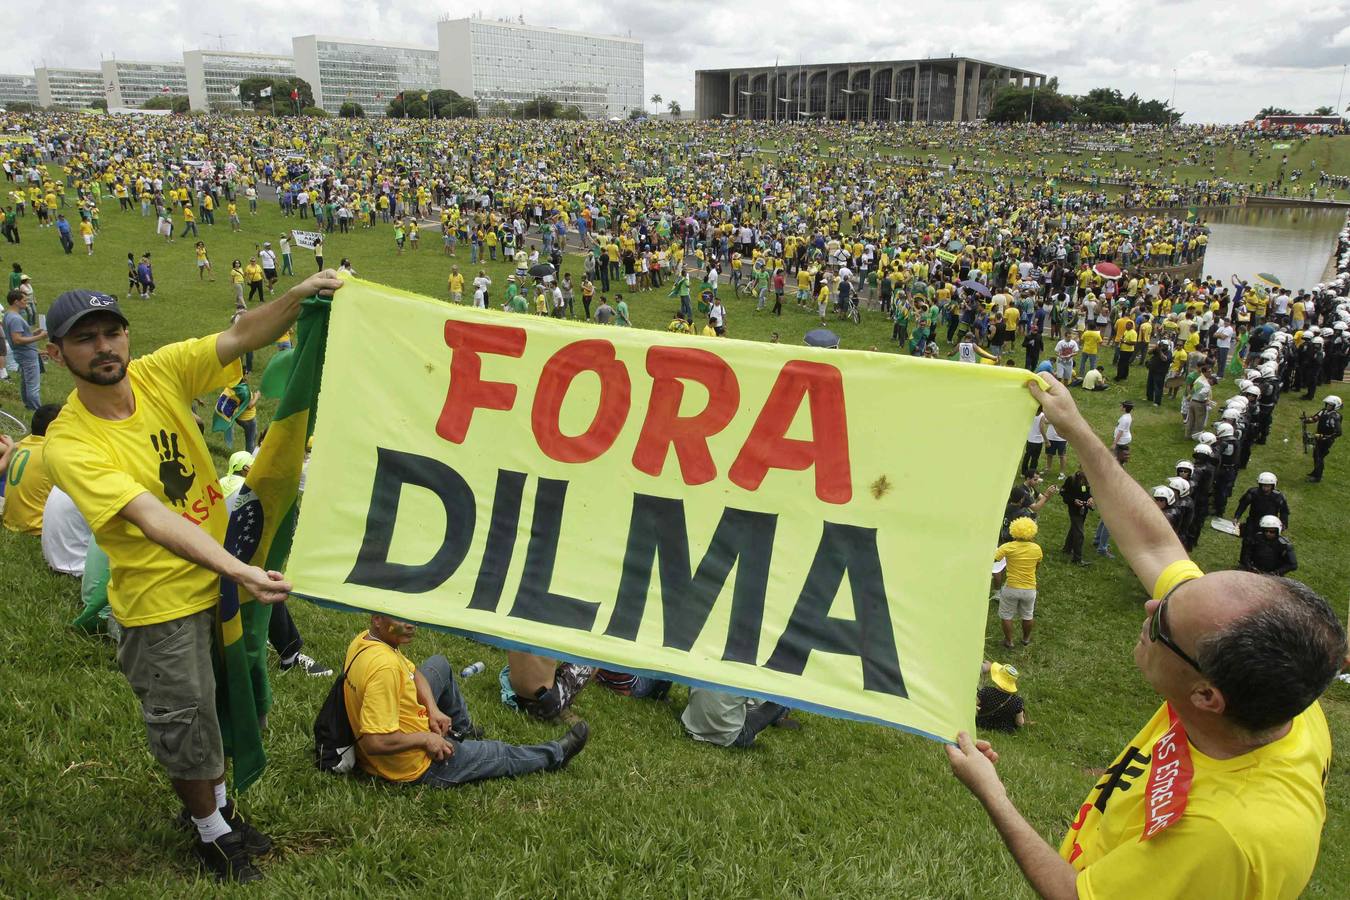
<box><xmin>694</xmin><ymin>57</ymin><xmax>1047</xmax><ymax>123</ymax></box>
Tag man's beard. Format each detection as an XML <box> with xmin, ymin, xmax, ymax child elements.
<box><xmin>74</xmin><ymin>353</ymin><xmax>129</xmax><ymax>386</ymax></box>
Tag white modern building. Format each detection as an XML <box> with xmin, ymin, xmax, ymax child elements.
<box><xmin>34</xmin><ymin>67</ymin><xmax>103</xmax><ymax>109</ymax></box>
<box><xmin>102</xmin><ymin>59</ymin><xmax>189</xmax><ymax>109</ymax></box>
<box><xmin>438</xmin><ymin>16</ymin><xmax>643</xmax><ymax>119</ymax></box>
<box><xmin>184</xmin><ymin>50</ymin><xmax>295</xmax><ymax>111</ymax></box>
<box><xmin>0</xmin><ymin>74</ymin><xmax>38</xmax><ymax>108</ymax></box>
<box><xmin>293</xmin><ymin>34</ymin><xmax>440</xmax><ymax>116</ymax></box>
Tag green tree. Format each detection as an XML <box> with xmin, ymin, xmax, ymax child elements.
<box><xmin>511</xmin><ymin>95</ymin><xmax>561</xmax><ymax>119</ymax></box>
<box><xmin>1311</xmin><ymin>105</ymin><xmax>1335</xmax><ymax>116</ymax></box>
<box><xmin>1255</xmin><ymin>106</ymin><xmax>1294</xmax><ymax>119</ymax></box>
<box><xmin>667</xmin><ymin>99</ymin><xmax>682</xmax><ymax>117</ymax></box>
<box><xmin>427</xmin><ymin>89</ymin><xmax>477</xmax><ymax>118</ymax></box>
<box><xmin>140</xmin><ymin>94</ymin><xmax>177</xmax><ymax>110</ymax></box>
<box><xmin>339</xmin><ymin>101</ymin><xmax>365</xmax><ymax>118</ymax></box>
<box><xmin>6</xmin><ymin>101</ymin><xmax>35</xmax><ymax>113</ymax></box>
<box><xmin>89</xmin><ymin>98</ymin><xmax>107</xmax><ymax>111</ymax></box>
<box><xmin>650</xmin><ymin>92</ymin><xmax>662</xmax><ymax>114</ymax></box>
<box><xmin>558</xmin><ymin>104</ymin><xmax>584</xmax><ymax>120</ymax></box>
<box><xmin>301</xmin><ymin>106</ymin><xmax>329</xmax><ymax>118</ymax></box>
<box><xmin>487</xmin><ymin>100</ymin><xmax>511</xmax><ymax>118</ymax></box>
<box><xmin>239</xmin><ymin>77</ymin><xmax>314</xmax><ymax>115</ymax></box>
<box><xmin>986</xmin><ymin>86</ymin><xmax>1073</xmax><ymax>124</ymax></box>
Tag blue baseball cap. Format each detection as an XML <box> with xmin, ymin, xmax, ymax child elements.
<box><xmin>46</xmin><ymin>290</ymin><xmax>129</xmax><ymax>338</ymax></box>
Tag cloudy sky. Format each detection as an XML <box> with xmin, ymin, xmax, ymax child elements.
<box><xmin>12</xmin><ymin>0</ymin><xmax>1350</xmax><ymax>121</ymax></box>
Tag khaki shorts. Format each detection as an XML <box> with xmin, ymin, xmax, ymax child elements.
<box><xmin>117</xmin><ymin>607</ymin><xmax>224</xmax><ymax>781</ymax></box>
<box><xmin>998</xmin><ymin>587</ymin><xmax>1037</xmax><ymax>621</ymax></box>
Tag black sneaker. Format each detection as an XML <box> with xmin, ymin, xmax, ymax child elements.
<box><xmin>222</xmin><ymin>802</ymin><xmax>273</xmax><ymax>857</ymax></box>
<box><xmin>551</xmin><ymin>720</ymin><xmax>590</xmax><ymax>770</ymax></box>
<box><xmin>451</xmin><ymin>723</ymin><xmax>485</xmax><ymax>741</ymax></box>
<box><xmin>193</xmin><ymin>830</ymin><xmax>262</xmax><ymax>884</ymax></box>
<box><xmin>175</xmin><ymin>804</ymin><xmax>273</xmax><ymax>857</ymax></box>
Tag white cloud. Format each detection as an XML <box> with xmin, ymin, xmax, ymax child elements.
<box><xmin>8</xmin><ymin>0</ymin><xmax>1350</xmax><ymax>121</ymax></box>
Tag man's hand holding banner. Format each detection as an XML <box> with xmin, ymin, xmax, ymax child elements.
<box><xmin>287</xmin><ymin>278</ymin><xmax>1038</xmax><ymax>742</ymax></box>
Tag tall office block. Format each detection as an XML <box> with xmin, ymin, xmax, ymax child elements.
<box><xmin>438</xmin><ymin>16</ymin><xmax>643</xmax><ymax>119</ymax></box>
<box><xmin>184</xmin><ymin>50</ymin><xmax>295</xmax><ymax>111</ymax></box>
<box><xmin>34</xmin><ymin>67</ymin><xmax>102</xmax><ymax>109</ymax></box>
<box><xmin>0</xmin><ymin>74</ymin><xmax>38</xmax><ymax>108</ymax></box>
<box><xmin>293</xmin><ymin>34</ymin><xmax>440</xmax><ymax>116</ymax></box>
<box><xmin>102</xmin><ymin>59</ymin><xmax>188</xmax><ymax>109</ymax></box>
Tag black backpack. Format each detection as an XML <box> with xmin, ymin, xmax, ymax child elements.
<box><xmin>313</xmin><ymin>645</ymin><xmax>374</xmax><ymax>774</ymax></box>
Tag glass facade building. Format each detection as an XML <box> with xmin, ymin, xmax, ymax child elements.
<box><xmin>696</xmin><ymin>57</ymin><xmax>1046</xmax><ymax>123</ymax></box>
<box><xmin>102</xmin><ymin>60</ymin><xmax>188</xmax><ymax>109</ymax></box>
<box><xmin>34</xmin><ymin>67</ymin><xmax>103</xmax><ymax>109</ymax></box>
<box><xmin>293</xmin><ymin>35</ymin><xmax>440</xmax><ymax>116</ymax></box>
<box><xmin>439</xmin><ymin>17</ymin><xmax>643</xmax><ymax>119</ymax></box>
<box><xmin>184</xmin><ymin>50</ymin><xmax>295</xmax><ymax>112</ymax></box>
<box><xmin>0</xmin><ymin>74</ymin><xmax>38</xmax><ymax>108</ymax></box>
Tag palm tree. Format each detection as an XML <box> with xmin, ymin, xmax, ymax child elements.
<box><xmin>650</xmin><ymin>93</ymin><xmax>662</xmax><ymax>115</ymax></box>
<box><xmin>667</xmin><ymin>99</ymin><xmax>682</xmax><ymax>118</ymax></box>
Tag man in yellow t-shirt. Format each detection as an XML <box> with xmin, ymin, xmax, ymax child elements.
<box><xmin>343</xmin><ymin>615</ymin><xmax>588</xmax><ymax>787</ymax></box>
<box><xmin>994</xmin><ymin>517</ymin><xmax>1043</xmax><ymax>648</ymax></box>
<box><xmin>447</xmin><ymin>266</ymin><xmax>464</xmax><ymax>304</ymax></box>
<box><xmin>1078</xmin><ymin>327</ymin><xmax>1102</xmax><ymax>380</ymax></box>
<box><xmin>2</xmin><ymin>403</ymin><xmax>61</xmax><ymax>534</ymax></box>
<box><xmin>43</xmin><ymin>272</ymin><xmax>342</xmax><ymax>883</ymax></box>
<box><xmin>946</xmin><ymin>374</ymin><xmax>1345</xmax><ymax>900</ymax></box>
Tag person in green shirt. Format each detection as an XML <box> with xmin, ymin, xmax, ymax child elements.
<box><xmin>615</xmin><ymin>295</ymin><xmax>631</xmax><ymax>327</ymax></box>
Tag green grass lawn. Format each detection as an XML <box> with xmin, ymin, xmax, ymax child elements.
<box><xmin>1</xmin><ymin>180</ymin><xmax>1348</xmax><ymax>897</ymax></box>
<box><xmin>776</xmin><ymin>130</ymin><xmax>1350</xmax><ymax>202</ymax></box>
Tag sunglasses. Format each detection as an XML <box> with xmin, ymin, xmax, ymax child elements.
<box><xmin>1148</xmin><ymin>585</ymin><xmax>1203</xmax><ymax>672</ymax></box>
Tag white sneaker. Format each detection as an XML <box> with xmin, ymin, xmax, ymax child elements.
<box><xmin>281</xmin><ymin>652</ymin><xmax>333</xmax><ymax>677</ymax></box>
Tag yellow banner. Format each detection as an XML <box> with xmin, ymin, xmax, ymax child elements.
<box><xmin>642</xmin><ymin>176</ymin><xmax>667</xmax><ymax>186</ymax></box>
<box><xmin>934</xmin><ymin>249</ymin><xmax>959</xmax><ymax>263</ymax></box>
<box><xmin>288</xmin><ymin>278</ymin><xmax>1039</xmax><ymax>741</ymax></box>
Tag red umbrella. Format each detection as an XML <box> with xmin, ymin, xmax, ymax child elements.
<box><xmin>1093</xmin><ymin>262</ymin><xmax>1122</xmax><ymax>280</ymax></box>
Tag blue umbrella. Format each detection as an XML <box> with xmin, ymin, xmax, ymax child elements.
<box><xmin>960</xmin><ymin>279</ymin><xmax>991</xmax><ymax>297</ymax></box>
<box><xmin>804</xmin><ymin>328</ymin><xmax>840</xmax><ymax>349</ymax></box>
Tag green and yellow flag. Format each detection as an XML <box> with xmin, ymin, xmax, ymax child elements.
<box><xmin>217</xmin><ymin>295</ymin><xmax>331</xmax><ymax>792</ymax></box>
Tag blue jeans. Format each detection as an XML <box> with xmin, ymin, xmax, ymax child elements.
<box><xmin>223</xmin><ymin>417</ymin><xmax>257</xmax><ymax>452</ymax></box>
<box><xmin>16</xmin><ymin>354</ymin><xmax>40</xmax><ymax>409</ymax></box>
<box><xmin>1094</xmin><ymin>521</ymin><xmax>1111</xmax><ymax>553</ymax></box>
<box><xmin>414</xmin><ymin>655</ymin><xmax>562</xmax><ymax>787</ymax></box>
<box><xmin>1079</xmin><ymin>353</ymin><xmax>1097</xmax><ymax>380</ymax></box>
<box><xmin>733</xmin><ymin>701</ymin><xmax>789</xmax><ymax>748</ymax></box>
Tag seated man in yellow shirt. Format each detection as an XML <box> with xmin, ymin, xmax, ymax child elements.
<box><xmin>2</xmin><ymin>402</ymin><xmax>61</xmax><ymax>534</ymax></box>
<box><xmin>947</xmin><ymin>373</ymin><xmax>1345</xmax><ymax>900</ymax></box>
<box><xmin>344</xmin><ymin>614</ymin><xmax>588</xmax><ymax>788</ymax></box>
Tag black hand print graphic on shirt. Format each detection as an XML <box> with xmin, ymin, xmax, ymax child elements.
<box><xmin>150</xmin><ymin>429</ymin><xmax>195</xmax><ymax>506</ymax></box>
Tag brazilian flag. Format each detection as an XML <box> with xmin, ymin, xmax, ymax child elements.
<box><xmin>1187</xmin><ymin>205</ymin><xmax>1198</xmax><ymax>223</ymax></box>
<box><xmin>216</xmin><ymin>295</ymin><xmax>331</xmax><ymax>793</ymax></box>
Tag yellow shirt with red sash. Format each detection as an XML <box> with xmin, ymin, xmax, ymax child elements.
<box><xmin>1059</xmin><ymin>560</ymin><xmax>1332</xmax><ymax>899</ymax></box>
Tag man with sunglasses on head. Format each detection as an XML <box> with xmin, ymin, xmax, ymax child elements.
<box><xmin>946</xmin><ymin>372</ymin><xmax>1346</xmax><ymax>900</ymax></box>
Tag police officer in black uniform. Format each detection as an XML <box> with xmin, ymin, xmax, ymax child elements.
<box><xmin>1212</xmin><ymin>421</ymin><xmax>1240</xmax><ymax>516</ymax></box>
<box><xmin>1239</xmin><ymin>515</ymin><xmax>1298</xmax><ymax>576</ymax></box>
<box><xmin>1304</xmin><ymin>395</ymin><xmax>1343</xmax><ymax>483</ymax></box>
<box><xmin>1233</xmin><ymin>472</ymin><xmax>1291</xmax><ymax>553</ymax></box>
<box><xmin>1185</xmin><ymin>446</ymin><xmax>1215</xmax><ymax>548</ymax></box>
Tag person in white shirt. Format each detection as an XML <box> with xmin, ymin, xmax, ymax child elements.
<box><xmin>41</xmin><ymin>485</ymin><xmax>92</xmax><ymax>577</ymax></box>
<box><xmin>472</xmin><ymin>272</ymin><xmax>492</xmax><ymax>308</ymax></box>
<box><xmin>1112</xmin><ymin>400</ymin><xmax>1134</xmax><ymax>463</ymax></box>
<box><xmin>1020</xmin><ymin>410</ymin><xmax>1048</xmax><ymax>477</ymax></box>
<box><xmin>1213</xmin><ymin>320</ymin><xmax>1235</xmax><ymax>375</ymax></box>
<box><xmin>1054</xmin><ymin>333</ymin><xmax>1079</xmax><ymax>383</ymax></box>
